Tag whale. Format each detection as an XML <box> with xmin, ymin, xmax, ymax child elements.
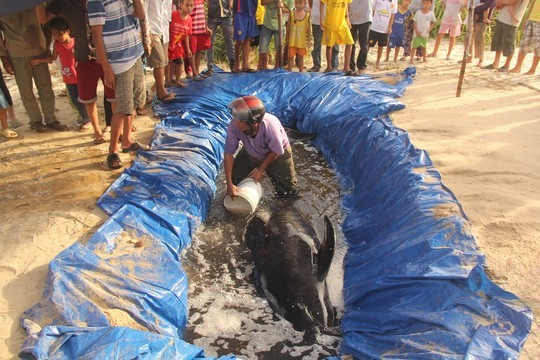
<box><xmin>243</xmin><ymin>202</ymin><xmax>336</xmax><ymax>331</ymax></box>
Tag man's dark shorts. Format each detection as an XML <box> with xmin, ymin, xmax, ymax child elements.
<box><xmin>491</xmin><ymin>20</ymin><xmax>517</xmax><ymax>57</ymax></box>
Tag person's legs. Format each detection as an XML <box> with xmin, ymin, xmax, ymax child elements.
<box><xmin>394</xmin><ymin>47</ymin><xmax>400</xmax><ymax>62</ymax></box>
<box><xmin>403</xmin><ymin>18</ymin><xmax>414</xmax><ymax>57</ymax></box>
<box><xmin>32</xmin><ymin>60</ymin><xmax>57</xmax><ymax>125</ymax></box>
<box><xmin>10</xmin><ymin>56</ymin><xmax>44</xmax><ymax>126</ymax></box>
<box><xmin>325</xmin><ymin>46</ymin><xmax>332</xmax><ymax>71</ymax></box>
<box><xmin>65</xmin><ymin>83</ymin><xmax>89</xmax><ymax>126</ymax></box>
<box><xmin>447</xmin><ymin>36</ymin><xmax>456</xmax><ymax>58</ymax></box>
<box><xmin>376</xmin><ymin>45</ymin><xmax>384</xmax><ymax>68</ymax></box>
<box><xmin>231</xmin><ymin>148</ymin><xmax>259</xmax><ymax>185</ymax></box>
<box><xmin>207</xmin><ymin>17</ymin><xmax>219</xmax><ymax>70</ymax></box>
<box><xmin>331</xmin><ymin>45</ymin><xmax>340</xmax><ymax>69</ymax></box>
<box><xmin>147</xmin><ymin>34</ymin><xmax>170</xmax><ymax>98</ymax></box>
<box><xmin>358</xmin><ymin>22</ymin><xmax>371</xmax><ymax>71</ymax></box>
<box><xmin>242</xmin><ymin>38</ymin><xmax>252</xmax><ymax>70</ymax></box>
<box><xmin>310</xmin><ymin>24</ymin><xmax>323</xmax><ymax>71</ymax></box>
<box><xmin>265</xmin><ymin>146</ymin><xmax>299</xmax><ymax>197</ymax></box>
<box><xmin>344</xmin><ymin>45</ymin><xmax>352</xmax><ymax>72</ymax></box>
<box><xmin>525</xmin><ymin>55</ymin><xmax>539</xmax><ymax>75</ymax></box>
<box><xmin>350</xmin><ymin>24</ymin><xmax>360</xmax><ymax>71</ymax></box>
<box><xmin>429</xmin><ymin>33</ymin><xmax>444</xmax><ymax>57</ymax></box>
<box><xmin>509</xmin><ymin>51</ymin><xmax>527</xmax><ymax>73</ymax></box>
<box><xmin>259</xmin><ymin>26</ymin><xmax>273</xmax><ymax>70</ymax></box>
<box><xmin>222</xmin><ymin>17</ymin><xmax>236</xmax><ymax>70</ymax></box>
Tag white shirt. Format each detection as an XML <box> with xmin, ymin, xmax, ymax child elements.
<box><xmin>145</xmin><ymin>0</ymin><xmax>173</xmax><ymax>43</ymax></box>
<box><xmin>349</xmin><ymin>0</ymin><xmax>373</xmax><ymax>25</ymax></box>
<box><xmin>371</xmin><ymin>0</ymin><xmax>398</xmax><ymax>33</ymax></box>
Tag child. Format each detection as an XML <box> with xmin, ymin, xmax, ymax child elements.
<box><xmin>233</xmin><ymin>0</ymin><xmax>259</xmax><ymax>73</ymax></box>
<box><xmin>189</xmin><ymin>0</ymin><xmax>213</xmax><ymax>79</ymax></box>
<box><xmin>29</xmin><ymin>16</ymin><xmax>91</xmax><ymax>131</ymax></box>
<box><xmin>1</xmin><ymin>69</ymin><xmax>18</xmax><ymax>139</ymax></box>
<box><xmin>370</xmin><ymin>0</ymin><xmax>398</xmax><ymax>69</ymax></box>
<box><xmin>169</xmin><ymin>0</ymin><xmax>194</xmax><ymax>87</ymax></box>
<box><xmin>428</xmin><ymin>0</ymin><xmax>465</xmax><ymax>59</ymax></box>
<box><xmin>385</xmin><ymin>0</ymin><xmax>412</xmax><ymax>63</ymax></box>
<box><xmin>286</xmin><ymin>0</ymin><xmax>312</xmax><ymax>71</ymax></box>
<box><xmin>410</xmin><ymin>0</ymin><xmax>436</xmax><ymax>64</ymax></box>
<box><xmin>320</xmin><ymin>0</ymin><xmax>354</xmax><ymax>74</ymax></box>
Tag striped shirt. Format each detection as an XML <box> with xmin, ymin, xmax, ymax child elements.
<box><xmin>87</xmin><ymin>0</ymin><xmax>143</xmax><ymax>74</ymax></box>
<box><xmin>190</xmin><ymin>0</ymin><xmax>207</xmax><ymax>34</ymax></box>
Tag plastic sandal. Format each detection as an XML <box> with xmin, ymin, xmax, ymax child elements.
<box><xmin>122</xmin><ymin>141</ymin><xmax>150</xmax><ymax>153</ymax></box>
<box><xmin>46</xmin><ymin>121</ymin><xmax>69</xmax><ymax>131</ymax></box>
<box><xmin>107</xmin><ymin>153</ymin><xmax>123</xmax><ymax>169</ymax></box>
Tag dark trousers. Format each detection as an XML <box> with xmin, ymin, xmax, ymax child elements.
<box><xmin>350</xmin><ymin>22</ymin><xmax>371</xmax><ymax>71</ymax></box>
<box><xmin>311</xmin><ymin>24</ymin><xmax>339</xmax><ymax>69</ymax></box>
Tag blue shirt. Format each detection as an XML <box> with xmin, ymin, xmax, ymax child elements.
<box><xmin>390</xmin><ymin>8</ymin><xmax>411</xmax><ymax>39</ymax></box>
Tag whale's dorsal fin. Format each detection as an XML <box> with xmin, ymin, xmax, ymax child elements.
<box><xmin>317</xmin><ymin>216</ymin><xmax>335</xmax><ymax>281</ymax></box>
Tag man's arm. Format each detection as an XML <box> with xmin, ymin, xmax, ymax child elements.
<box><xmin>132</xmin><ymin>0</ymin><xmax>146</xmax><ymax>19</ymax></box>
<box><xmin>224</xmin><ymin>154</ymin><xmax>239</xmax><ymax>197</ymax></box>
<box><xmin>250</xmin><ymin>151</ymin><xmax>278</xmax><ymax>183</ymax></box>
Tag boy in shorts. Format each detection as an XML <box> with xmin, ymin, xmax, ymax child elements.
<box><xmin>190</xmin><ymin>0</ymin><xmax>213</xmax><ymax>79</ymax></box>
<box><xmin>410</xmin><ymin>0</ymin><xmax>436</xmax><ymax>64</ymax></box>
<box><xmin>88</xmin><ymin>0</ymin><xmax>151</xmax><ymax>169</ymax></box>
<box><xmin>509</xmin><ymin>0</ymin><xmax>540</xmax><ymax>75</ymax></box>
<box><xmin>320</xmin><ymin>0</ymin><xmax>354</xmax><ymax>74</ymax></box>
<box><xmin>370</xmin><ymin>0</ymin><xmax>398</xmax><ymax>69</ymax></box>
<box><xmin>287</xmin><ymin>0</ymin><xmax>312</xmax><ymax>71</ymax></box>
<box><xmin>233</xmin><ymin>0</ymin><xmax>260</xmax><ymax>73</ymax></box>
<box><xmin>385</xmin><ymin>0</ymin><xmax>412</xmax><ymax>63</ymax></box>
<box><xmin>259</xmin><ymin>0</ymin><xmax>294</xmax><ymax>70</ymax></box>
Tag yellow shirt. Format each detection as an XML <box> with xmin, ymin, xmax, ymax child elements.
<box><xmin>289</xmin><ymin>11</ymin><xmax>311</xmax><ymax>49</ymax></box>
<box><xmin>256</xmin><ymin>0</ymin><xmax>265</xmax><ymax>25</ymax></box>
<box><xmin>530</xmin><ymin>0</ymin><xmax>540</xmax><ymax>22</ymax></box>
<box><xmin>321</xmin><ymin>0</ymin><xmax>352</xmax><ymax>31</ymax></box>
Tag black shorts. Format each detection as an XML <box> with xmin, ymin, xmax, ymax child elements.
<box><xmin>491</xmin><ymin>20</ymin><xmax>517</xmax><ymax>57</ymax></box>
<box><xmin>369</xmin><ymin>30</ymin><xmax>389</xmax><ymax>47</ymax></box>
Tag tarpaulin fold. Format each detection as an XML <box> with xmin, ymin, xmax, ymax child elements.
<box><xmin>20</xmin><ymin>67</ymin><xmax>531</xmax><ymax>359</ymax></box>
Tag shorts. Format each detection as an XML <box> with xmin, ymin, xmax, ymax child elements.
<box><xmin>288</xmin><ymin>46</ymin><xmax>307</xmax><ymax>57</ymax></box>
<box><xmin>491</xmin><ymin>20</ymin><xmax>517</xmax><ymax>57</ymax></box>
<box><xmin>369</xmin><ymin>30</ymin><xmax>389</xmax><ymax>47</ymax></box>
<box><xmin>190</xmin><ymin>33</ymin><xmax>212</xmax><ymax>53</ymax></box>
<box><xmin>234</xmin><ymin>13</ymin><xmax>259</xmax><ymax>41</ymax></box>
<box><xmin>147</xmin><ymin>34</ymin><xmax>169</xmax><ymax>68</ymax></box>
<box><xmin>519</xmin><ymin>20</ymin><xmax>540</xmax><ymax>57</ymax></box>
<box><xmin>259</xmin><ymin>25</ymin><xmax>283</xmax><ymax>53</ymax></box>
<box><xmin>171</xmin><ymin>58</ymin><xmax>184</xmax><ymax>65</ymax></box>
<box><xmin>322</xmin><ymin>24</ymin><xmax>354</xmax><ymax>46</ymax></box>
<box><xmin>251</xmin><ymin>25</ymin><xmax>263</xmax><ymax>46</ymax></box>
<box><xmin>114</xmin><ymin>58</ymin><xmax>146</xmax><ymax>115</ymax></box>
<box><xmin>76</xmin><ymin>60</ymin><xmax>116</xmax><ymax>103</ymax></box>
<box><xmin>0</xmin><ymin>74</ymin><xmax>12</xmax><ymax>108</ymax></box>
<box><xmin>388</xmin><ymin>35</ymin><xmax>405</xmax><ymax>48</ymax></box>
<box><xmin>412</xmin><ymin>36</ymin><xmax>428</xmax><ymax>49</ymax></box>
<box><xmin>438</xmin><ymin>20</ymin><xmax>461</xmax><ymax>37</ymax></box>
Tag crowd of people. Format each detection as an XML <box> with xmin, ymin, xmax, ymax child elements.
<box><xmin>0</xmin><ymin>0</ymin><xmax>539</xmax><ymax>168</ymax></box>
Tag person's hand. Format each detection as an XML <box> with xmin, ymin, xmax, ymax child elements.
<box><xmin>388</xmin><ymin>26</ymin><xmax>392</xmax><ymax>35</ymax></box>
<box><xmin>28</xmin><ymin>59</ymin><xmax>42</xmax><ymax>68</ymax></box>
<box><xmin>187</xmin><ymin>49</ymin><xmax>193</xmax><ymax>58</ymax></box>
<box><xmin>206</xmin><ymin>27</ymin><xmax>213</xmax><ymax>35</ymax></box>
<box><xmin>249</xmin><ymin>168</ymin><xmax>263</xmax><ymax>183</ymax></box>
<box><xmin>2</xmin><ymin>59</ymin><xmax>14</xmax><ymax>75</ymax></box>
<box><xmin>144</xmin><ymin>42</ymin><xmax>152</xmax><ymax>56</ymax></box>
<box><xmin>227</xmin><ymin>183</ymin><xmax>239</xmax><ymax>198</ymax></box>
<box><xmin>103</xmin><ymin>67</ymin><xmax>116</xmax><ymax>89</ymax></box>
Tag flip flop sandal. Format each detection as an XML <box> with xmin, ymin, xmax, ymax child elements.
<box><xmin>136</xmin><ymin>107</ymin><xmax>146</xmax><ymax>116</ymax></box>
<box><xmin>107</xmin><ymin>153</ymin><xmax>123</xmax><ymax>169</ymax></box>
<box><xmin>482</xmin><ymin>64</ymin><xmax>495</xmax><ymax>70</ymax></box>
<box><xmin>242</xmin><ymin>68</ymin><xmax>257</xmax><ymax>73</ymax></box>
<box><xmin>1</xmin><ymin>128</ymin><xmax>18</xmax><ymax>138</ymax></box>
<box><xmin>93</xmin><ymin>135</ymin><xmax>107</xmax><ymax>145</ymax></box>
<box><xmin>323</xmin><ymin>68</ymin><xmax>333</xmax><ymax>73</ymax></box>
<box><xmin>231</xmin><ymin>69</ymin><xmax>241</xmax><ymax>74</ymax></box>
<box><xmin>132</xmin><ymin>123</ymin><xmax>138</xmax><ymax>131</ymax></box>
<box><xmin>176</xmin><ymin>81</ymin><xmax>188</xmax><ymax>88</ymax></box>
<box><xmin>122</xmin><ymin>141</ymin><xmax>150</xmax><ymax>153</ymax></box>
<box><xmin>31</xmin><ymin>122</ymin><xmax>47</xmax><ymax>133</ymax></box>
<box><xmin>46</xmin><ymin>121</ymin><xmax>69</xmax><ymax>131</ymax></box>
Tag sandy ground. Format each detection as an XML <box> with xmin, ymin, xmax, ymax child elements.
<box><xmin>0</xmin><ymin>38</ymin><xmax>539</xmax><ymax>359</ymax></box>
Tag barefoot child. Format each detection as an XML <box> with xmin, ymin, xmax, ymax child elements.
<box><xmin>287</xmin><ymin>0</ymin><xmax>312</xmax><ymax>71</ymax></box>
<box><xmin>385</xmin><ymin>0</ymin><xmax>412</xmax><ymax>63</ymax></box>
<box><xmin>169</xmin><ymin>0</ymin><xmax>194</xmax><ymax>87</ymax></box>
<box><xmin>0</xmin><ymin>69</ymin><xmax>18</xmax><ymax>139</ymax></box>
<box><xmin>320</xmin><ymin>0</ymin><xmax>355</xmax><ymax>74</ymax></box>
<box><xmin>189</xmin><ymin>0</ymin><xmax>213</xmax><ymax>79</ymax></box>
<box><xmin>428</xmin><ymin>0</ymin><xmax>466</xmax><ymax>59</ymax></box>
<box><xmin>370</xmin><ymin>0</ymin><xmax>398</xmax><ymax>69</ymax></box>
<box><xmin>410</xmin><ymin>0</ymin><xmax>436</xmax><ymax>64</ymax></box>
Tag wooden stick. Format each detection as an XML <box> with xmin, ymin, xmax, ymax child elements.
<box><xmin>457</xmin><ymin>0</ymin><xmax>475</xmax><ymax>97</ymax></box>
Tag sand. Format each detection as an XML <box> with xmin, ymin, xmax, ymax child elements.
<box><xmin>0</xmin><ymin>39</ymin><xmax>539</xmax><ymax>358</ymax></box>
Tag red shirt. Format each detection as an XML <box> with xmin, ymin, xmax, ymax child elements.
<box><xmin>54</xmin><ymin>38</ymin><xmax>78</xmax><ymax>85</ymax></box>
<box><xmin>169</xmin><ymin>11</ymin><xmax>192</xmax><ymax>60</ymax></box>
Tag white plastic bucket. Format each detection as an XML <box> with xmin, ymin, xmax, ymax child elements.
<box><xmin>224</xmin><ymin>177</ymin><xmax>263</xmax><ymax>215</ymax></box>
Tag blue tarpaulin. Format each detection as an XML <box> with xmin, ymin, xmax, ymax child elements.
<box><xmin>19</xmin><ymin>68</ymin><xmax>532</xmax><ymax>359</ymax></box>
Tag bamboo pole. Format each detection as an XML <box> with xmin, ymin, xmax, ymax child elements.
<box><xmin>456</xmin><ymin>0</ymin><xmax>475</xmax><ymax>97</ymax></box>
<box><xmin>277</xmin><ymin>2</ymin><xmax>283</xmax><ymax>68</ymax></box>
